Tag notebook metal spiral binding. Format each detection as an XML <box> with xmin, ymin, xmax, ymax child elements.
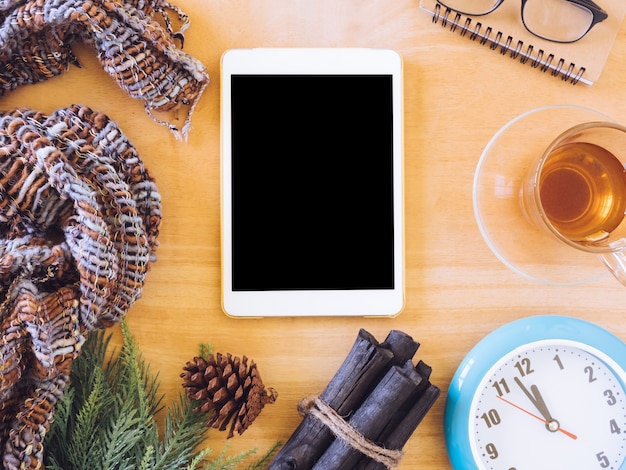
<box><xmin>432</xmin><ymin>3</ymin><xmax>585</xmax><ymax>84</ymax></box>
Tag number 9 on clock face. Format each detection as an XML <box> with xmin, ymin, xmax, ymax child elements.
<box><xmin>445</xmin><ymin>316</ymin><xmax>626</xmax><ymax>470</ymax></box>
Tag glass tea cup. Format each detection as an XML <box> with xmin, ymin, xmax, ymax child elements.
<box><xmin>520</xmin><ymin>122</ymin><xmax>626</xmax><ymax>286</ymax></box>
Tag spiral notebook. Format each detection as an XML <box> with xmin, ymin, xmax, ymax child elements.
<box><xmin>419</xmin><ymin>0</ymin><xmax>625</xmax><ymax>86</ymax></box>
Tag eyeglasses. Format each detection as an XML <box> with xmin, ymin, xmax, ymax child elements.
<box><xmin>436</xmin><ymin>0</ymin><xmax>608</xmax><ymax>43</ymax></box>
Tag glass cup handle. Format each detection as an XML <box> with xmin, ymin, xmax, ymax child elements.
<box><xmin>600</xmin><ymin>252</ymin><xmax>626</xmax><ymax>287</ymax></box>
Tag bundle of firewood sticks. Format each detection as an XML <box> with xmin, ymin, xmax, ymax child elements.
<box><xmin>270</xmin><ymin>329</ymin><xmax>440</xmax><ymax>470</ymax></box>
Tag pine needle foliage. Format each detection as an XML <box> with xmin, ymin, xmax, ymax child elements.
<box><xmin>44</xmin><ymin>320</ymin><xmax>279</xmax><ymax>470</ymax></box>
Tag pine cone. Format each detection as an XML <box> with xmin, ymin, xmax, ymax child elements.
<box><xmin>181</xmin><ymin>353</ymin><xmax>278</xmax><ymax>438</ymax></box>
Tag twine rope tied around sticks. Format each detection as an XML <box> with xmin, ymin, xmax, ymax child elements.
<box><xmin>298</xmin><ymin>396</ymin><xmax>404</xmax><ymax>469</ymax></box>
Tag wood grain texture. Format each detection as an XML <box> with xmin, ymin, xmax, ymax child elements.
<box><xmin>2</xmin><ymin>1</ymin><xmax>626</xmax><ymax>468</ymax></box>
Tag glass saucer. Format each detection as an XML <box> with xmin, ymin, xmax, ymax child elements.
<box><xmin>473</xmin><ymin>104</ymin><xmax>614</xmax><ymax>285</ymax></box>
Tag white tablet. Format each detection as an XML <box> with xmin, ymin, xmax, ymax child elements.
<box><xmin>221</xmin><ymin>48</ymin><xmax>404</xmax><ymax>317</ymax></box>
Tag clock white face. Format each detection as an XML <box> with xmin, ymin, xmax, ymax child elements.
<box><xmin>470</xmin><ymin>340</ymin><xmax>626</xmax><ymax>469</ymax></box>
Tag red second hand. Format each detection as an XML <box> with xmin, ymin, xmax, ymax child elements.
<box><xmin>496</xmin><ymin>395</ymin><xmax>578</xmax><ymax>440</ymax></box>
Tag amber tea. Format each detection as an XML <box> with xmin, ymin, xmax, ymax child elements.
<box><xmin>517</xmin><ymin>120</ymin><xmax>626</xmax><ymax>287</ymax></box>
<box><xmin>539</xmin><ymin>142</ymin><xmax>626</xmax><ymax>243</ymax></box>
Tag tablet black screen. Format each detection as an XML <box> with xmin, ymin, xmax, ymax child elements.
<box><xmin>230</xmin><ymin>74</ymin><xmax>395</xmax><ymax>291</ymax></box>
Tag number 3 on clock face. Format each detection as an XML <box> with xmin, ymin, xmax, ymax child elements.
<box><xmin>445</xmin><ymin>316</ymin><xmax>626</xmax><ymax>470</ymax></box>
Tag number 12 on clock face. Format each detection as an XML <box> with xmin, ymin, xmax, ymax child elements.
<box><xmin>445</xmin><ymin>316</ymin><xmax>626</xmax><ymax>470</ymax></box>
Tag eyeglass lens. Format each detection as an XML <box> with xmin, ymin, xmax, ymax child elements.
<box><xmin>437</xmin><ymin>0</ymin><xmax>502</xmax><ymax>16</ymax></box>
<box><xmin>438</xmin><ymin>0</ymin><xmax>597</xmax><ymax>43</ymax></box>
<box><xmin>523</xmin><ymin>0</ymin><xmax>595</xmax><ymax>43</ymax></box>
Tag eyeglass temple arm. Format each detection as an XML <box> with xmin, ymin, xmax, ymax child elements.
<box><xmin>569</xmin><ymin>0</ymin><xmax>609</xmax><ymax>24</ymax></box>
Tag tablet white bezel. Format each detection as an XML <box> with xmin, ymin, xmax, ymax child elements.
<box><xmin>221</xmin><ymin>48</ymin><xmax>404</xmax><ymax>317</ymax></box>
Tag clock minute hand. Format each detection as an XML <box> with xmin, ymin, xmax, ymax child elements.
<box><xmin>514</xmin><ymin>377</ymin><xmax>555</xmax><ymax>424</ymax></box>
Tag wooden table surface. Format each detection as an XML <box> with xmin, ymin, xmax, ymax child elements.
<box><xmin>3</xmin><ymin>1</ymin><xmax>626</xmax><ymax>468</ymax></box>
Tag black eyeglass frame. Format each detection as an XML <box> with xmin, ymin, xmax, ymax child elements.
<box><xmin>438</xmin><ymin>0</ymin><xmax>609</xmax><ymax>43</ymax></box>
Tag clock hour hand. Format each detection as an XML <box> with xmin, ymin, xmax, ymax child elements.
<box><xmin>514</xmin><ymin>377</ymin><xmax>559</xmax><ymax>432</ymax></box>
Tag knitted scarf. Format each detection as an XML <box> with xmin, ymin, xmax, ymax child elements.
<box><xmin>0</xmin><ymin>0</ymin><xmax>209</xmax><ymax>139</ymax></box>
<box><xmin>0</xmin><ymin>0</ymin><xmax>208</xmax><ymax>466</ymax></box>
<box><xmin>0</xmin><ymin>104</ymin><xmax>162</xmax><ymax>468</ymax></box>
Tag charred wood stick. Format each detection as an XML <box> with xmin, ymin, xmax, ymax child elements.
<box><xmin>311</xmin><ymin>361</ymin><xmax>424</xmax><ymax>469</ymax></box>
<box><xmin>354</xmin><ymin>362</ymin><xmax>439</xmax><ymax>469</ymax></box>
<box><xmin>358</xmin><ymin>361</ymin><xmax>434</xmax><ymax>450</ymax></box>
<box><xmin>379</xmin><ymin>330</ymin><xmax>420</xmax><ymax>366</ymax></box>
<box><xmin>269</xmin><ymin>329</ymin><xmax>419</xmax><ymax>470</ymax></box>
<box><xmin>358</xmin><ymin>383</ymin><xmax>441</xmax><ymax>470</ymax></box>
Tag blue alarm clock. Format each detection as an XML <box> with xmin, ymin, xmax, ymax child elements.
<box><xmin>445</xmin><ymin>315</ymin><xmax>626</xmax><ymax>469</ymax></box>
